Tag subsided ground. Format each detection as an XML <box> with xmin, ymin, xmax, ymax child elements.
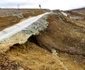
<box><xmin>0</xmin><ymin>9</ymin><xmax>85</xmax><ymax>70</ymax></box>
<box><xmin>6</xmin><ymin>41</ymin><xmax>85</xmax><ymax>70</ymax></box>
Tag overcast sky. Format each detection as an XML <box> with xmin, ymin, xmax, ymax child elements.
<box><xmin>0</xmin><ymin>0</ymin><xmax>85</xmax><ymax>10</ymax></box>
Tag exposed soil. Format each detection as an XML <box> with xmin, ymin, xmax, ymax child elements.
<box><xmin>5</xmin><ymin>41</ymin><xmax>85</xmax><ymax>70</ymax></box>
<box><xmin>0</xmin><ymin>9</ymin><xmax>85</xmax><ymax>70</ymax></box>
<box><xmin>35</xmin><ymin>13</ymin><xmax>85</xmax><ymax>55</ymax></box>
<box><xmin>0</xmin><ymin>53</ymin><xmax>28</xmax><ymax>70</ymax></box>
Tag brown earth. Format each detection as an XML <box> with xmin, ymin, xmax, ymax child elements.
<box><xmin>6</xmin><ymin>41</ymin><xmax>85</xmax><ymax>70</ymax></box>
<box><xmin>35</xmin><ymin>13</ymin><xmax>85</xmax><ymax>55</ymax></box>
<box><xmin>0</xmin><ymin>9</ymin><xmax>85</xmax><ymax>70</ymax></box>
<box><xmin>0</xmin><ymin>53</ymin><xmax>28</xmax><ymax>70</ymax></box>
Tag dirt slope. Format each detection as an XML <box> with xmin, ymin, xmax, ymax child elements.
<box><xmin>0</xmin><ymin>9</ymin><xmax>85</xmax><ymax>70</ymax></box>
<box><xmin>35</xmin><ymin>12</ymin><xmax>85</xmax><ymax>55</ymax></box>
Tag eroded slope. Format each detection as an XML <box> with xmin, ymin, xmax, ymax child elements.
<box><xmin>35</xmin><ymin>12</ymin><xmax>85</xmax><ymax>55</ymax></box>
<box><xmin>0</xmin><ymin>10</ymin><xmax>85</xmax><ymax>70</ymax></box>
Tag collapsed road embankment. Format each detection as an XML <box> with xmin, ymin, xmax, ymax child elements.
<box><xmin>0</xmin><ymin>12</ymin><xmax>50</xmax><ymax>52</ymax></box>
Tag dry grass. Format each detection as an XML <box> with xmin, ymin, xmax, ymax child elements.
<box><xmin>72</xmin><ymin>8</ymin><xmax>85</xmax><ymax>14</ymax></box>
<box><xmin>0</xmin><ymin>9</ymin><xmax>45</xmax><ymax>31</ymax></box>
<box><xmin>0</xmin><ymin>16</ymin><xmax>22</xmax><ymax>31</ymax></box>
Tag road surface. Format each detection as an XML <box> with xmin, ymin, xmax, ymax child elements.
<box><xmin>0</xmin><ymin>12</ymin><xmax>50</xmax><ymax>42</ymax></box>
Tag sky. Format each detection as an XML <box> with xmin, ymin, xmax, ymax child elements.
<box><xmin>0</xmin><ymin>0</ymin><xmax>85</xmax><ymax>10</ymax></box>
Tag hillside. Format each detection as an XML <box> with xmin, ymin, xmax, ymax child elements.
<box><xmin>69</xmin><ymin>7</ymin><xmax>85</xmax><ymax>14</ymax></box>
<box><xmin>0</xmin><ymin>9</ymin><xmax>85</xmax><ymax>70</ymax></box>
